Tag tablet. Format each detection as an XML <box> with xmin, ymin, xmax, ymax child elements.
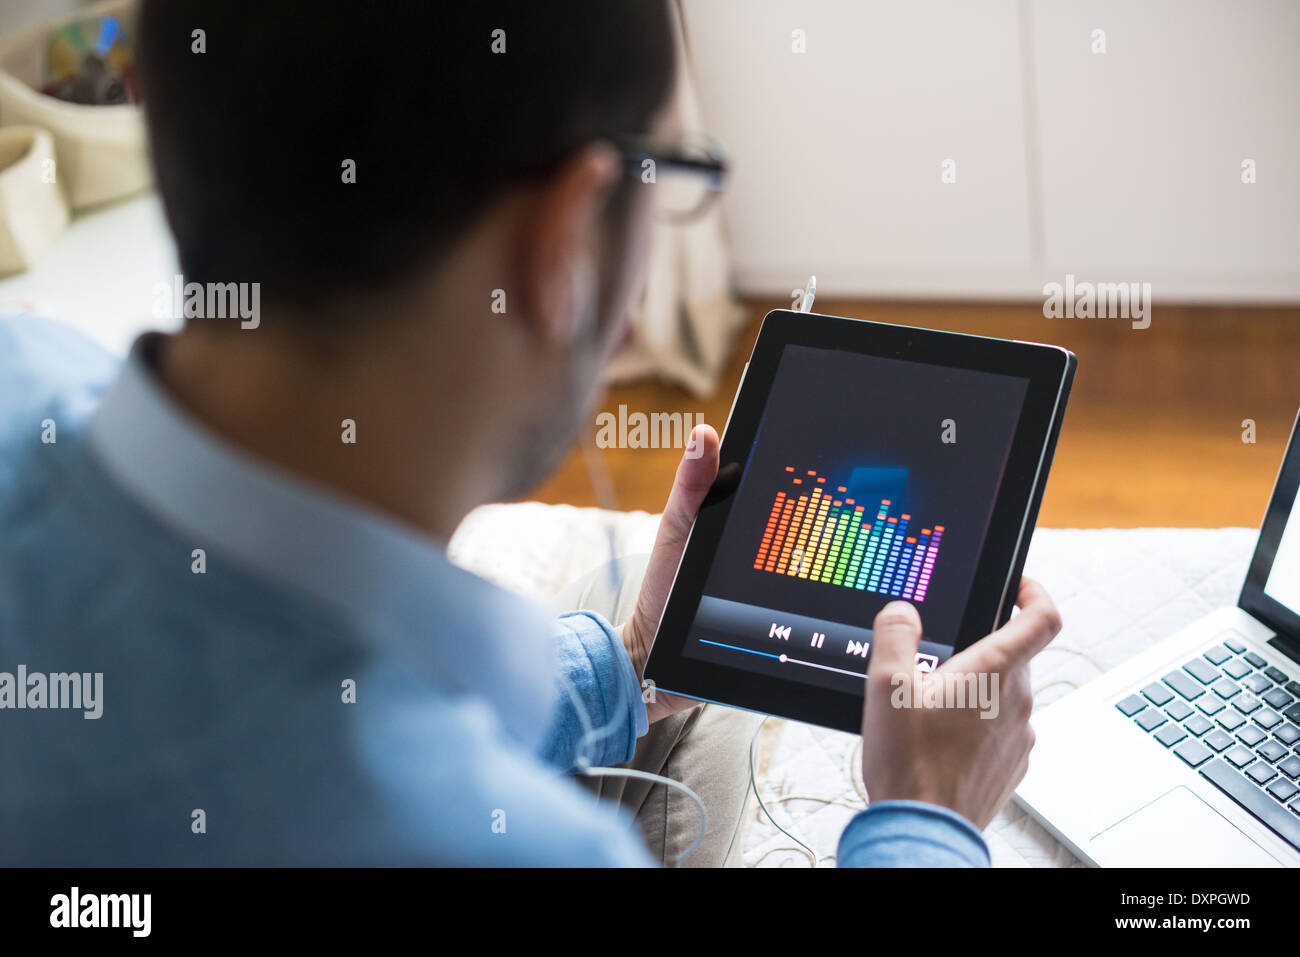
<box><xmin>643</xmin><ymin>310</ymin><xmax>1076</xmax><ymax>733</ymax></box>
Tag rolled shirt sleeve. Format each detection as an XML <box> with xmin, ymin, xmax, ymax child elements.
<box><xmin>538</xmin><ymin>611</ymin><xmax>649</xmax><ymax>772</ymax></box>
<box><xmin>540</xmin><ymin>611</ymin><xmax>990</xmax><ymax>869</ymax></box>
<box><xmin>838</xmin><ymin>800</ymin><xmax>991</xmax><ymax>867</ymax></box>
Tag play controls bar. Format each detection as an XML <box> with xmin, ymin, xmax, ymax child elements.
<box><xmin>692</xmin><ymin>595</ymin><xmax>950</xmax><ymax>675</ymax></box>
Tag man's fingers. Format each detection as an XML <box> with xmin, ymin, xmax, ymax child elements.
<box><xmin>993</xmin><ymin>577</ymin><xmax>1063</xmax><ymax>662</ymax></box>
<box><xmin>652</xmin><ymin>424</ymin><xmax>719</xmax><ymax>555</ymax></box>
<box><xmin>943</xmin><ymin>576</ymin><xmax>1062</xmax><ymax>675</ymax></box>
<box><xmin>867</xmin><ymin>600</ymin><xmax>924</xmax><ymax>679</ymax></box>
<box><xmin>1012</xmin><ymin>576</ymin><xmax>1055</xmax><ymax>617</ymax></box>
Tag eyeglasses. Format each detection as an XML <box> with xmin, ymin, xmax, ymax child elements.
<box><xmin>613</xmin><ymin>134</ymin><xmax>728</xmax><ymax>224</ymax></box>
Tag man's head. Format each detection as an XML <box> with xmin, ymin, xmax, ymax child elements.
<box><xmin>138</xmin><ymin>2</ymin><xmax>678</xmax><ymax>516</ymax></box>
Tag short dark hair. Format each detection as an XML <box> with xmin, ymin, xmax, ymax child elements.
<box><xmin>137</xmin><ymin>1</ymin><xmax>675</xmax><ymax>309</ymax></box>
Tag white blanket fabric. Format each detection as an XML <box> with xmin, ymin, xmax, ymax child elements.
<box><xmin>449</xmin><ymin>501</ymin><xmax>1257</xmax><ymax>867</ymax></box>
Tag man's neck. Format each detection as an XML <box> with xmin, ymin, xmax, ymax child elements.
<box><xmin>154</xmin><ymin>326</ymin><xmax>480</xmax><ymax>544</ymax></box>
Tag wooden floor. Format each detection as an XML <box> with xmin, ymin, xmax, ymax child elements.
<box><xmin>529</xmin><ymin>300</ymin><xmax>1300</xmax><ymax>528</ymax></box>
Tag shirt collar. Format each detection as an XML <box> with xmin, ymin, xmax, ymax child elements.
<box><xmin>87</xmin><ymin>333</ymin><xmax>557</xmax><ymax>749</ymax></box>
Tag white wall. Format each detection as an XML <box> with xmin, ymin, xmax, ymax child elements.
<box><xmin>682</xmin><ymin>0</ymin><xmax>1300</xmax><ymax>302</ymax></box>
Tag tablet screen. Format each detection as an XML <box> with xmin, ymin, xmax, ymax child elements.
<box><xmin>683</xmin><ymin>344</ymin><xmax>1029</xmax><ymax>693</ymax></box>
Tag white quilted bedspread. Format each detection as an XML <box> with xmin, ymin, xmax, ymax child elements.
<box><xmin>448</xmin><ymin>502</ymin><xmax>1257</xmax><ymax>868</ymax></box>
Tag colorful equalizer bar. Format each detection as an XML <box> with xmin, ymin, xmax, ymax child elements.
<box><xmin>751</xmin><ymin>467</ymin><xmax>945</xmax><ymax>602</ymax></box>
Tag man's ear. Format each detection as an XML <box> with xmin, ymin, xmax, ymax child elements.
<box><xmin>512</xmin><ymin>142</ymin><xmax>621</xmax><ymax>345</ymax></box>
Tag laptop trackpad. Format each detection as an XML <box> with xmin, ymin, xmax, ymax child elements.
<box><xmin>1091</xmin><ymin>786</ymin><xmax>1283</xmax><ymax>867</ymax></box>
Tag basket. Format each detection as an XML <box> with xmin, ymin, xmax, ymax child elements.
<box><xmin>0</xmin><ymin>0</ymin><xmax>148</xmax><ymax>211</ymax></box>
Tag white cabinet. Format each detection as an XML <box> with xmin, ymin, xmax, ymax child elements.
<box><xmin>682</xmin><ymin>0</ymin><xmax>1300</xmax><ymax>301</ymax></box>
<box><xmin>1031</xmin><ymin>0</ymin><xmax>1300</xmax><ymax>298</ymax></box>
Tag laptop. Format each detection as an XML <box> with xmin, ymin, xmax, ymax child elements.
<box><xmin>1018</xmin><ymin>408</ymin><xmax>1300</xmax><ymax>867</ymax></box>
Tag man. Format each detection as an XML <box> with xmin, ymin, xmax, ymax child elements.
<box><xmin>0</xmin><ymin>1</ymin><xmax>1060</xmax><ymax>865</ymax></box>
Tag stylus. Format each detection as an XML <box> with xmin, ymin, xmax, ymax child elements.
<box><xmin>798</xmin><ymin>275</ymin><xmax>816</xmax><ymax>313</ymax></box>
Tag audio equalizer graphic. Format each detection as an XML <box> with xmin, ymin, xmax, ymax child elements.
<box><xmin>751</xmin><ymin>467</ymin><xmax>945</xmax><ymax>602</ymax></box>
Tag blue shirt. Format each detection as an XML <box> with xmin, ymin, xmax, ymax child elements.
<box><xmin>0</xmin><ymin>316</ymin><xmax>989</xmax><ymax>867</ymax></box>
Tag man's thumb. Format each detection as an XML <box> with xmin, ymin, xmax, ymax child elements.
<box><xmin>868</xmin><ymin>601</ymin><xmax>923</xmax><ymax>677</ymax></box>
<box><xmin>655</xmin><ymin>425</ymin><xmax>719</xmax><ymax>552</ymax></box>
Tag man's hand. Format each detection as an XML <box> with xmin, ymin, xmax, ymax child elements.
<box><xmin>618</xmin><ymin>424</ymin><xmax>719</xmax><ymax>723</ymax></box>
<box><xmin>859</xmin><ymin>578</ymin><xmax>1062</xmax><ymax>830</ymax></box>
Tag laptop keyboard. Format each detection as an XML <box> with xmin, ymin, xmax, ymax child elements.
<box><xmin>1117</xmin><ymin>630</ymin><xmax>1300</xmax><ymax>850</ymax></box>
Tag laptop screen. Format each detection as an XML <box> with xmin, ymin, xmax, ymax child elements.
<box><xmin>1241</xmin><ymin>409</ymin><xmax>1300</xmax><ymax>641</ymax></box>
<box><xmin>1264</xmin><ymin>482</ymin><xmax>1300</xmax><ymax>615</ymax></box>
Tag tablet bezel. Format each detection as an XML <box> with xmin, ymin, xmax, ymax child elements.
<box><xmin>643</xmin><ymin>309</ymin><xmax>1075</xmax><ymax>733</ymax></box>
